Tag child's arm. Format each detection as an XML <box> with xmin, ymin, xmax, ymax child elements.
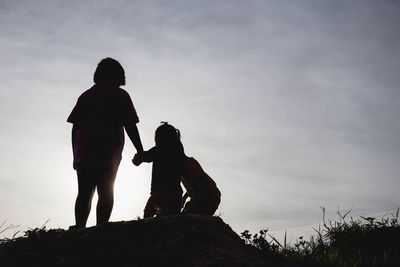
<box><xmin>181</xmin><ymin>178</ymin><xmax>193</xmax><ymax>207</ymax></box>
<box><xmin>182</xmin><ymin>178</ymin><xmax>194</xmax><ymax>198</ymax></box>
<box><xmin>132</xmin><ymin>147</ymin><xmax>156</xmax><ymax>166</ymax></box>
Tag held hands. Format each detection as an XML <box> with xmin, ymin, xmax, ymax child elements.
<box><xmin>132</xmin><ymin>152</ymin><xmax>143</xmax><ymax>166</ymax></box>
<box><xmin>132</xmin><ymin>150</ymin><xmax>152</xmax><ymax>165</ymax></box>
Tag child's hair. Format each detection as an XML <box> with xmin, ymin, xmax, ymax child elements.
<box><xmin>155</xmin><ymin>122</ymin><xmax>185</xmax><ymax>156</ymax></box>
<box><xmin>93</xmin><ymin>57</ymin><xmax>126</xmax><ymax>86</ymax></box>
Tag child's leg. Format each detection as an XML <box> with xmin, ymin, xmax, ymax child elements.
<box><xmin>181</xmin><ymin>200</ymin><xmax>194</xmax><ymax>214</ymax></box>
<box><xmin>75</xmin><ymin>167</ymin><xmax>96</xmax><ymax>228</ymax></box>
<box><xmin>200</xmin><ymin>190</ymin><xmax>221</xmax><ymax>216</ymax></box>
<box><xmin>159</xmin><ymin>190</ymin><xmax>182</xmax><ymax>216</ymax></box>
<box><xmin>144</xmin><ymin>190</ymin><xmax>181</xmax><ymax>217</ymax></box>
<box><xmin>182</xmin><ymin>196</ymin><xmax>220</xmax><ymax>215</ymax></box>
<box><xmin>208</xmin><ymin>189</ymin><xmax>221</xmax><ymax>215</ymax></box>
<box><xmin>96</xmin><ymin>170</ymin><xmax>117</xmax><ymax>225</ymax></box>
<box><xmin>143</xmin><ymin>194</ymin><xmax>157</xmax><ymax>218</ymax></box>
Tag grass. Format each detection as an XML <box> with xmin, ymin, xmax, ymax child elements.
<box><xmin>2</xmin><ymin>209</ymin><xmax>400</xmax><ymax>266</ymax></box>
<box><xmin>0</xmin><ymin>221</ymin><xmax>20</xmax><ymax>243</ymax></box>
<box><xmin>241</xmin><ymin>208</ymin><xmax>400</xmax><ymax>267</ymax></box>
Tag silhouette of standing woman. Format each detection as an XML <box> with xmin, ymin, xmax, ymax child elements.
<box><xmin>67</xmin><ymin>58</ymin><xmax>143</xmax><ymax>228</ymax></box>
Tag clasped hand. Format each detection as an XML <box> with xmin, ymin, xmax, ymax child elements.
<box><xmin>132</xmin><ymin>152</ymin><xmax>143</xmax><ymax>166</ymax></box>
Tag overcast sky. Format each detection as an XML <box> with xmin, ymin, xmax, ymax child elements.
<box><xmin>1</xmin><ymin>0</ymin><xmax>399</xmax><ymax>239</ymax></box>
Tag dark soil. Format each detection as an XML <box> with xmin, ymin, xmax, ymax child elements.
<box><xmin>0</xmin><ymin>214</ymin><xmax>280</xmax><ymax>267</ymax></box>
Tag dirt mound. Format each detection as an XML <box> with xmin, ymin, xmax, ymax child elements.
<box><xmin>0</xmin><ymin>214</ymin><xmax>277</xmax><ymax>266</ymax></box>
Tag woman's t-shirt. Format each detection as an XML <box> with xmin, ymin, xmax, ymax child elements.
<box><xmin>67</xmin><ymin>84</ymin><xmax>139</xmax><ymax>171</ymax></box>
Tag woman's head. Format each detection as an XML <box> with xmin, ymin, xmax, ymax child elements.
<box><xmin>93</xmin><ymin>57</ymin><xmax>126</xmax><ymax>86</ymax></box>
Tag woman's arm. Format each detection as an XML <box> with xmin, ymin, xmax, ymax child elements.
<box><xmin>71</xmin><ymin>124</ymin><xmax>78</xmax><ymax>152</ymax></box>
<box><xmin>125</xmin><ymin>121</ymin><xmax>144</xmax><ymax>153</ymax></box>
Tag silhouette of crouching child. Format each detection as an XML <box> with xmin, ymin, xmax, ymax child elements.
<box><xmin>181</xmin><ymin>157</ymin><xmax>221</xmax><ymax>216</ymax></box>
<box><xmin>133</xmin><ymin>122</ymin><xmax>184</xmax><ymax>218</ymax></box>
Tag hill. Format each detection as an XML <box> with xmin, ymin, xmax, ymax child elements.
<box><xmin>0</xmin><ymin>214</ymin><xmax>276</xmax><ymax>267</ymax></box>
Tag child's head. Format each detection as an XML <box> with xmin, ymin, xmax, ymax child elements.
<box><xmin>155</xmin><ymin>122</ymin><xmax>181</xmax><ymax>148</ymax></box>
<box><xmin>93</xmin><ymin>57</ymin><xmax>126</xmax><ymax>87</ymax></box>
<box><xmin>155</xmin><ymin>122</ymin><xmax>186</xmax><ymax>170</ymax></box>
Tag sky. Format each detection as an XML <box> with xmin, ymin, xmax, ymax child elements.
<box><xmin>1</xmin><ymin>0</ymin><xmax>400</xmax><ymax>240</ymax></box>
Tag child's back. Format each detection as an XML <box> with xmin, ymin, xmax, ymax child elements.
<box><xmin>182</xmin><ymin>157</ymin><xmax>221</xmax><ymax>215</ymax></box>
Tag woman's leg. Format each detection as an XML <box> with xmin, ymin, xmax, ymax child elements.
<box><xmin>96</xmin><ymin>170</ymin><xmax>117</xmax><ymax>225</ymax></box>
<box><xmin>75</xmin><ymin>168</ymin><xmax>96</xmax><ymax>228</ymax></box>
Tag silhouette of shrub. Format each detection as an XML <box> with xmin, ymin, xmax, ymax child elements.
<box><xmin>241</xmin><ymin>208</ymin><xmax>400</xmax><ymax>267</ymax></box>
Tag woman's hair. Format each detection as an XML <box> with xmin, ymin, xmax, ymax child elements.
<box><xmin>155</xmin><ymin>122</ymin><xmax>185</xmax><ymax>155</ymax></box>
<box><xmin>93</xmin><ymin>57</ymin><xmax>126</xmax><ymax>86</ymax></box>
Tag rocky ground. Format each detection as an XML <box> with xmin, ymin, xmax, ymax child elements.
<box><xmin>0</xmin><ymin>214</ymin><xmax>280</xmax><ymax>267</ymax></box>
